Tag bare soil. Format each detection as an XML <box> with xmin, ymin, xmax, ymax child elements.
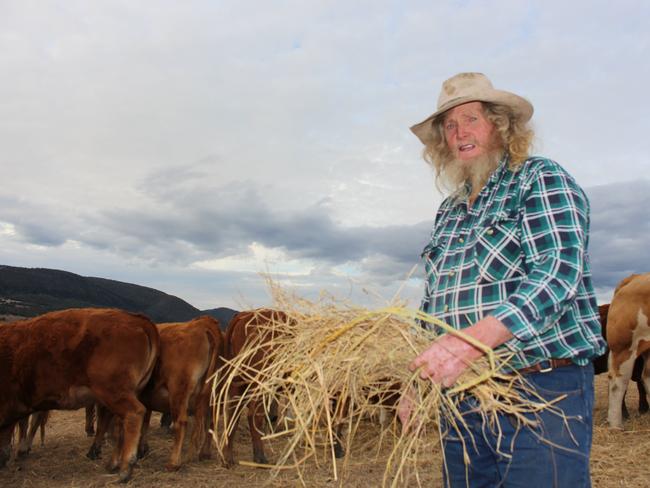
<box><xmin>1</xmin><ymin>374</ymin><xmax>647</xmax><ymax>487</ymax></box>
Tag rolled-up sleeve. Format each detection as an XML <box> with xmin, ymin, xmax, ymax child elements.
<box><xmin>490</xmin><ymin>165</ymin><xmax>590</xmax><ymax>345</ymax></box>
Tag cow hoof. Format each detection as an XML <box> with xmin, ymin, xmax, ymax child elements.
<box><xmin>137</xmin><ymin>443</ymin><xmax>150</xmax><ymax>459</ymax></box>
<box><xmin>16</xmin><ymin>448</ymin><xmax>31</xmax><ymax>458</ymax></box>
<box><xmin>221</xmin><ymin>455</ymin><xmax>236</xmax><ymax>468</ymax></box>
<box><xmin>105</xmin><ymin>461</ymin><xmax>120</xmax><ymax>473</ymax></box>
<box><xmin>253</xmin><ymin>454</ymin><xmax>268</xmax><ymax>465</ymax></box>
<box><xmin>334</xmin><ymin>442</ymin><xmax>345</xmax><ymax>459</ymax></box>
<box><xmin>86</xmin><ymin>446</ymin><xmax>101</xmax><ymax>460</ymax></box>
<box><xmin>118</xmin><ymin>467</ymin><xmax>133</xmax><ymax>483</ymax></box>
<box><xmin>0</xmin><ymin>449</ymin><xmax>10</xmax><ymax>468</ymax></box>
<box><xmin>165</xmin><ymin>463</ymin><xmax>181</xmax><ymax>472</ymax></box>
<box><xmin>199</xmin><ymin>452</ymin><xmax>212</xmax><ymax>461</ymax></box>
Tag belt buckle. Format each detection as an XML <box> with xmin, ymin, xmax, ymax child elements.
<box><xmin>538</xmin><ymin>360</ymin><xmax>553</xmax><ymax>373</ymax></box>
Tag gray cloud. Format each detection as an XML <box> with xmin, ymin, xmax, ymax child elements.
<box><xmin>587</xmin><ymin>179</ymin><xmax>650</xmax><ymax>292</ymax></box>
<box><xmin>2</xmin><ymin>1</ymin><xmax>649</xmax><ymax>309</ymax></box>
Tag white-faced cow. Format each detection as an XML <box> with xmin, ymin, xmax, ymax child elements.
<box><xmin>607</xmin><ymin>273</ymin><xmax>650</xmax><ymax>429</ymax></box>
<box><xmin>593</xmin><ymin>303</ymin><xmax>647</xmax><ymax>419</ymax></box>
<box><xmin>0</xmin><ymin>308</ymin><xmax>159</xmax><ymax>482</ymax></box>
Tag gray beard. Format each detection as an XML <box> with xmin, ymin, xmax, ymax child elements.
<box><xmin>442</xmin><ymin>149</ymin><xmax>503</xmax><ymax>200</ymax></box>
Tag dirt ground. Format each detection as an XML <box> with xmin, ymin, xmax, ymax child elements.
<box><xmin>1</xmin><ymin>374</ymin><xmax>649</xmax><ymax>487</ymax></box>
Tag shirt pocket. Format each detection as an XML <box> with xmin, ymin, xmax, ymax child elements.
<box><xmin>421</xmin><ymin>236</ymin><xmax>446</xmax><ymax>282</ymax></box>
<box><xmin>473</xmin><ymin>214</ymin><xmax>525</xmax><ymax>283</ymax></box>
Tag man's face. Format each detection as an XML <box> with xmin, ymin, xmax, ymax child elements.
<box><xmin>442</xmin><ymin>101</ymin><xmax>497</xmax><ymax>163</ymax></box>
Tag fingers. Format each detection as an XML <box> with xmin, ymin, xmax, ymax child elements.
<box><xmin>409</xmin><ymin>334</ymin><xmax>473</xmax><ymax>385</ymax></box>
<box><xmin>397</xmin><ymin>386</ymin><xmax>417</xmax><ymax>434</ymax></box>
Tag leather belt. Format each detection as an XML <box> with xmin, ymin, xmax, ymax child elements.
<box><xmin>518</xmin><ymin>358</ymin><xmax>574</xmax><ymax>375</ymax></box>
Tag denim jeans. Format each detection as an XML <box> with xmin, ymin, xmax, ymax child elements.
<box><xmin>442</xmin><ymin>363</ymin><xmax>594</xmax><ymax>488</ymax></box>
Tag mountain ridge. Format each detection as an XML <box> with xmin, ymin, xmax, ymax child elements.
<box><xmin>0</xmin><ymin>264</ymin><xmax>237</xmax><ymax>327</ymax></box>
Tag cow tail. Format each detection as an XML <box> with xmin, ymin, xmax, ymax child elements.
<box><xmin>191</xmin><ymin>325</ymin><xmax>221</xmax><ymax>456</ymax></box>
<box><xmin>138</xmin><ymin>319</ymin><xmax>160</xmax><ymax>393</ymax></box>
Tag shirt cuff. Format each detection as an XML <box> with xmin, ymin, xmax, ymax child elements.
<box><xmin>490</xmin><ymin>300</ymin><xmax>541</xmax><ymax>343</ymax></box>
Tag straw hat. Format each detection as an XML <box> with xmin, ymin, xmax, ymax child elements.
<box><xmin>410</xmin><ymin>72</ymin><xmax>534</xmax><ymax>146</ymax></box>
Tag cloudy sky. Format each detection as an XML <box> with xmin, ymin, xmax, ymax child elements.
<box><xmin>1</xmin><ymin>1</ymin><xmax>648</xmax><ymax>311</ymax></box>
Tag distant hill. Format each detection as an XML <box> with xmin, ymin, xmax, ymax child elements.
<box><xmin>200</xmin><ymin>307</ymin><xmax>239</xmax><ymax>330</ymax></box>
<box><xmin>0</xmin><ymin>264</ymin><xmax>238</xmax><ymax>326</ymax></box>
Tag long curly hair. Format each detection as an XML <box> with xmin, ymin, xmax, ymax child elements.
<box><xmin>422</xmin><ymin>102</ymin><xmax>534</xmax><ymax>194</ymax></box>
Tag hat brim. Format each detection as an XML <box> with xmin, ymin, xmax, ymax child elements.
<box><xmin>410</xmin><ymin>90</ymin><xmax>533</xmax><ymax>146</ymax></box>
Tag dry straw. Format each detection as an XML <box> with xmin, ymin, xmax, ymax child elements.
<box><xmin>210</xmin><ymin>281</ymin><xmax>568</xmax><ymax>487</ymax></box>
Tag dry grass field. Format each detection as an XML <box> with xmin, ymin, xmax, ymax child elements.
<box><xmin>1</xmin><ymin>374</ymin><xmax>649</xmax><ymax>487</ymax></box>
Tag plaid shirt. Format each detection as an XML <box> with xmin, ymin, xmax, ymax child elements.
<box><xmin>420</xmin><ymin>156</ymin><xmax>606</xmax><ymax>369</ymax></box>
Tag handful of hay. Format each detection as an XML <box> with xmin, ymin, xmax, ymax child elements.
<box><xmin>211</xmin><ymin>284</ymin><xmax>565</xmax><ymax>487</ymax></box>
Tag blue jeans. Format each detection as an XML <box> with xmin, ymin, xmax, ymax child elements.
<box><xmin>442</xmin><ymin>363</ymin><xmax>594</xmax><ymax>488</ymax></box>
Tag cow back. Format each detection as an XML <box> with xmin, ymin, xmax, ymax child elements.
<box><xmin>607</xmin><ymin>272</ymin><xmax>650</xmax><ymax>355</ymax></box>
<box><xmin>145</xmin><ymin>316</ymin><xmax>224</xmax><ymax>413</ymax></box>
<box><xmin>0</xmin><ymin>308</ymin><xmax>159</xmax><ymax>428</ymax></box>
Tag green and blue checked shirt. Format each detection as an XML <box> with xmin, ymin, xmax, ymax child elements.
<box><xmin>420</xmin><ymin>156</ymin><xmax>606</xmax><ymax>369</ymax></box>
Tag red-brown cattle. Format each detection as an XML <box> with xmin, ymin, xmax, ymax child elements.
<box><xmin>607</xmin><ymin>273</ymin><xmax>650</xmax><ymax>429</ymax></box>
<box><xmin>222</xmin><ymin>309</ymin><xmax>288</xmax><ymax>466</ymax></box>
<box><xmin>87</xmin><ymin>316</ymin><xmax>224</xmax><ymax>470</ymax></box>
<box><xmin>140</xmin><ymin>316</ymin><xmax>224</xmax><ymax>470</ymax></box>
<box><xmin>0</xmin><ymin>308</ymin><xmax>159</xmax><ymax>482</ymax></box>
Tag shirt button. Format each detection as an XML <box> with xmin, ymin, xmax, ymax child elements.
<box><xmin>486</xmin><ymin>228</ymin><xmax>494</xmax><ymax>235</ymax></box>
<box><xmin>448</xmin><ymin>270</ymin><xmax>456</xmax><ymax>277</ymax></box>
<box><xmin>458</xmin><ymin>237</ymin><xmax>464</xmax><ymax>243</ymax></box>
<box><xmin>444</xmin><ymin>304</ymin><xmax>449</xmax><ymax>312</ymax></box>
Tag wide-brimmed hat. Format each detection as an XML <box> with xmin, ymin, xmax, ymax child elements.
<box><xmin>410</xmin><ymin>72</ymin><xmax>533</xmax><ymax>146</ymax></box>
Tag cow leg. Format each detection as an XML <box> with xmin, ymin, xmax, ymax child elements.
<box><xmin>640</xmin><ymin>354</ymin><xmax>650</xmax><ymax>416</ymax></box>
<box><xmin>97</xmin><ymin>397</ymin><xmax>146</xmax><ymax>483</ymax></box>
<box><xmin>221</xmin><ymin>383</ymin><xmax>243</xmax><ymax>468</ymax></box>
<box><xmin>114</xmin><ymin>399</ymin><xmax>147</xmax><ymax>483</ymax></box>
<box><xmin>268</xmin><ymin>398</ymin><xmax>279</xmax><ymax>427</ymax></box>
<box><xmin>107</xmin><ymin>416</ymin><xmax>123</xmax><ymax>473</ymax></box>
<box><xmin>137</xmin><ymin>409</ymin><xmax>152</xmax><ymax>459</ymax></box>
<box><xmin>85</xmin><ymin>404</ymin><xmax>96</xmax><ymax>437</ymax></box>
<box><xmin>639</xmin><ymin>380</ymin><xmax>649</xmax><ymax>413</ymax></box>
<box><xmin>37</xmin><ymin>411</ymin><xmax>49</xmax><ymax>446</ymax></box>
<box><xmin>622</xmin><ymin>391</ymin><xmax>630</xmax><ymax>420</ymax></box>
<box><xmin>194</xmin><ymin>385</ymin><xmax>213</xmax><ymax>461</ymax></box>
<box><xmin>331</xmin><ymin>396</ymin><xmax>349</xmax><ymax>459</ymax></box>
<box><xmin>0</xmin><ymin>423</ymin><xmax>15</xmax><ymax>468</ymax></box>
<box><xmin>16</xmin><ymin>416</ymin><xmax>30</xmax><ymax>457</ymax></box>
<box><xmin>608</xmin><ymin>350</ymin><xmax>635</xmax><ymax>429</ymax></box>
<box><xmin>18</xmin><ymin>411</ymin><xmax>48</xmax><ymax>456</ymax></box>
<box><xmin>247</xmin><ymin>398</ymin><xmax>269</xmax><ymax>464</ymax></box>
<box><xmin>160</xmin><ymin>412</ymin><xmax>173</xmax><ymax>434</ymax></box>
<box><xmin>333</xmin><ymin>424</ymin><xmax>346</xmax><ymax>459</ymax></box>
<box><xmin>87</xmin><ymin>404</ymin><xmax>112</xmax><ymax>460</ymax></box>
<box><xmin>167</xmin><ymin>400</ymin><xmax>191</xmax><ymax>471</ymax></box>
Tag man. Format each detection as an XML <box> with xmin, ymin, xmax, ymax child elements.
<box><xmin>400</xmin><ymin>73</ymin><xmax>606</xmax><ymax>487</ymax></box>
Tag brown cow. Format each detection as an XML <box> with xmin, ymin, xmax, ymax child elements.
<box><xmin>222</xmin><ymin>309</ymin><xmax>288</xmax><ymax>466</ymax></box>
<box><xmin>0</xmin><ymin>308</ymin><xmax>159</xmax><ymax>482</ymax></box>
<box><xmin>593</xmin><ymin>303</ymin><xmax>648</xmax><ymax>418</ymax></box>
<box><xmin>139</xmin><ymin>316</ymin><xmax>224</xmax><ymax>470</ymax></box>
<box><xmin>222</xmin><ymin>309</ymin><xmax>381</xmax><ymax>464</ymax></box>
<box><xmin>607</xmin><ymin>273</ymin><xmax>650</xmax><ymax>429</ymax></box>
